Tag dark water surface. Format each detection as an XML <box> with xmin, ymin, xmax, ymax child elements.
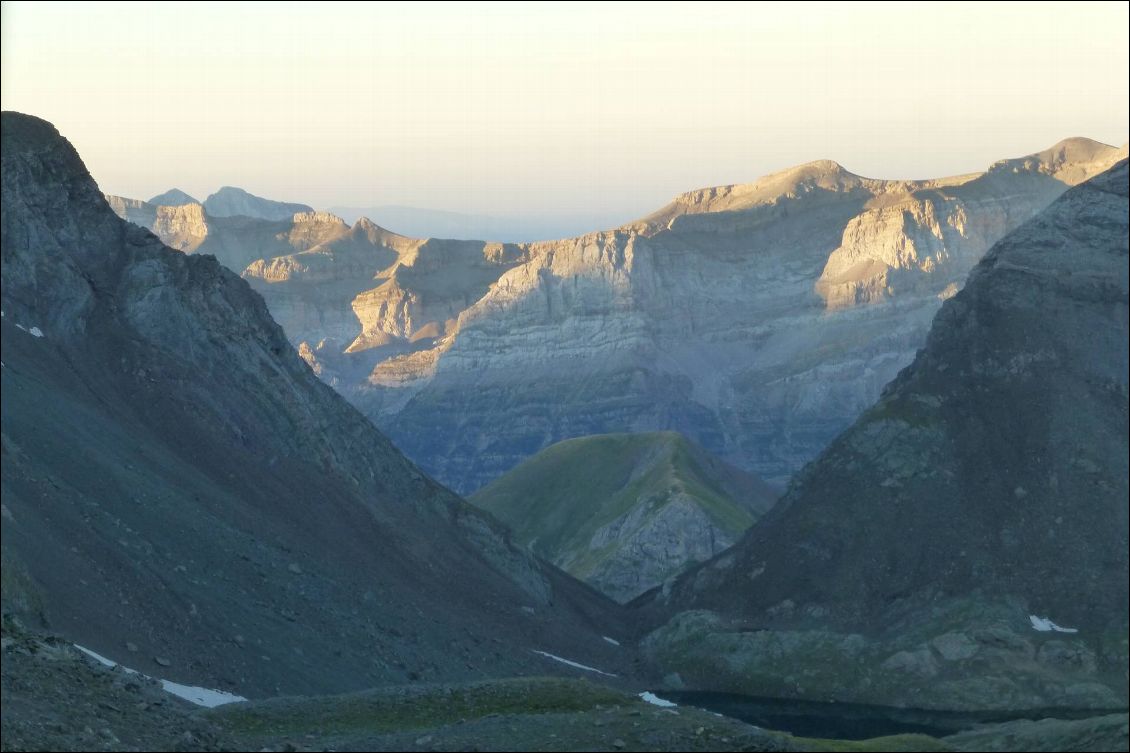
<box><xmin>663</xmin><ymin>691</ymin><xmax>1124</xmax><ymax>740</ymax></box>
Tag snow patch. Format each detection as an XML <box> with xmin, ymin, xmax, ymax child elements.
<box><xmin>639</xmin><ymin>691</ymin><xmax>677</xmax><ymax>708</ymax></box>
<box><xmin>74</xmin><ymin>645</ymin><xmax>246</xmax><ymax>707</ymax></box>
<box><xmin>531</xmin><ymin>649</ymin><xmax>617</xmax><ymax>677</ymax></box>
<box><xmin>76</xmin><ymin>645</ymin><xmax>119</xmax><ymax>669</ymax></box>
<box><xmin>1029</xmin><ymin>615</ymin><xmax>1078</xmax><ymax>633</ymax></box>
<box><xmin>158</xmin><ymin>679</ymin><xmax>246</xmax><ymax>707</ymax></box>
<box><xmin>602</xmin><ymin>636</ymin><xmax>620</xmax><ymax>646</ymax></box>
<box><xmin>12</xmin><ymin>323</ymin><xmax>44</xmax><ymax>337</ymax></box>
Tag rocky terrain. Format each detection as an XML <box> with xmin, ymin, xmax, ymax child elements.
<box><xmin>1</xmin><ymin>112</ymin><xmax>631</xmax><ymax>703</ymax></box>
<box><xmin>472</xmin><ymin>432</ymin><xmax>778</xmax><ymax>602</ymax></box>
<box><xmin>640</xmin><ymin>160</ymin><xmax>1130</xmax><ymax>712</ymax></box>
<box><xmin>5</xmin><ymin>620</ymin><xmax>1124</xmax><ymax>752</ymax></box>
<box><xmin>364</xmin><ymin>139</ymin><xmax>1126</xmax><ymax>494</ymax></box>
<box><xmin>201</xmin><ymin>186</ymin><xmax>313</xmax><ymax>221</ymax></box>
<box><xmin>106</xmin><ymin>140</ymin><xmax>1125</xmax><ymax>496</ymax></box>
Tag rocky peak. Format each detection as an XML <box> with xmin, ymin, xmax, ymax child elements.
<box><xmin>202</xmin><ymin>185</ymin><xmax>314</xmax><ymax>220</ymax></box>
<box><xmin>988</xmin><ymin>136</ymin><xmax>1128</xmax><ymax>183</ymax></box>
<box><xmin>147</xmin><ymin>187</ymin><xmax>198</xmax><ymax>206</ymax></box>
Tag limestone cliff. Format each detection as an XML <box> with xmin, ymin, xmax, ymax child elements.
<box><xmin>364</xmin><ymin>139</ymin><xmax>1124</xmax><ymax>493</ymax></box>
<box><xmin>104</xmin><ymin>194</ymin><xmax>157</xmax><ymax>228</ymax></box>
<box><xmin>642</xmin><ymin>160</ymin><xmax>1130</xmax><ymax>712</ymax></box>
<box><xmin>107</xmin><ymin>139</ymin><xmax>1126</xmax><ymax>497</ymax></box>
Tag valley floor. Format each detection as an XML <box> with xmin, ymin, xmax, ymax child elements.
<box><xmin>3</xmin><ymin>622</ymin><xmax>1126</xmax><ymax>753</ymax></box>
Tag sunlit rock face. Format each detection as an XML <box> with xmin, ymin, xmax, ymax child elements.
<box><xmin>201</xmin><ymin>185</ymin><xmax>313</xmax><ymax>220</ymax></box>
<box><xmin>642</xmin><ymin>159</ymin><xmax>1130</xmax><ymax>712</ymax></box>
<box><xmin>110</xmin><ymin>139</ymin><xmax>1125</xmax><ymax>494</ymax></box>
<box><xmin>351</xmin><ymin>139</ymin><xmax>1124</xmax><ymax>493</ymax></box>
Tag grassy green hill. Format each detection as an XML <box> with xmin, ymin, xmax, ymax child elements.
<box><xmin>472</xmin><ymin>432</ymin><xmax>778</xmax><ymax>602</ymax></box>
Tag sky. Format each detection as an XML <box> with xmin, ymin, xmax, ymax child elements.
<box><xmin>2</xmin><ymin>1</ymin><xmax>1128</xmax><ymax>239</ymax></box>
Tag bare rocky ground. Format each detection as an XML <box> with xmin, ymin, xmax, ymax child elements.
<box><xmin>4</xmin><ymin>619</ymin><xmax>1126</xmax><ymax>752</ymax></box>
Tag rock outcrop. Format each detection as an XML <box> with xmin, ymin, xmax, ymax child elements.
<box><xmin>202</xmin><ymin>185</ymin><xmax>313</xmax><ymax>220</ymax></box>
<box><xmin>471</xmin><ymin>432</ymin><xmax>778</xmax><ymax>603</ymax></box>
<box><xmin>104</xmin><ymin>194</ymin><xmax>157</xmax><ymax>228</ymax></box>
<box><xmin>0</xmin><ymin>112</ymin><xmax>627</xmax><ymax>700</ymax></box>
<box><xmin>641</xmin><ymin>160</ymin><xmax>1130</xmax><ymax>711</ymax></box>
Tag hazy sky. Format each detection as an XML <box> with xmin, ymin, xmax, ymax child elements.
<box><xmin>2</xmin><ymin>1</ymin><xmax>1127</xmax><ymax>234</ymax></box>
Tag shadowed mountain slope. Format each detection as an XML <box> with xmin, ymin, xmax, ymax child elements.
<box><xmin>641</xmin><ymin>160</ymin><xmax>1130</xmax><ymax>711</ymax></box>
<box><xmin>0</xmin><ymin>112</ymin><xmax>628</xmax><ymax>700</ymax></box>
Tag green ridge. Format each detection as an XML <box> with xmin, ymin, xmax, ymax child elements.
<box><xmin>472</xmin><ymin>432</ymin><xmax>777</xmax><ymax>600</ymax></box>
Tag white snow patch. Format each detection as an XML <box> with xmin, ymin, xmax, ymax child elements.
<box><xmin>29</xmin><ymin>326</ymin><xmax>44</xmax><ymax>338</ymax></box>
<box><xmin>531</xmin><ymin>650</ymin><xmax>617</xmax><ymax>677</ymax></box>
<box><xmin>602</xmin><ymin>636</ymin><xmax>620</xmax><ymax>646</ymax></box>
<box><xmin>76</xmin><ymin>645</ymin><xmax>120</xmax><ymax>669</ymax></box>
<box><xmin>15</xmin><ymin>324</ymin><xmax>26</xmax><ymax>332</ymax></box>
<box><xmin>74</xmin><ymin>645</ymin><xmax>246</xmax><ymax>707</ymax></box>
<box><xmin>1029</xmin><ymin>615</ymin><xmax>1079</xmax><ymax>633</ymax></box>
<box><xmin>158</xmin><ymin>679</ymin><xmax>246</xmax><ymax>707</ymax></box>
<box><xmin>639</xmin><ymin>691</ymin><xmax>677</xmax><ymax>708</ymax></box>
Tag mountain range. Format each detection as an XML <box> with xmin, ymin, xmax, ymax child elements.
<box><xmin>106</xmin><ymin>137</ymin><xmax>1127</xmax><ymax>496</ymax></box>
<box><xmin>642</xmin><ymin>158</ymin><xmax>1130</xmax><ymax>711</ymax></box>
<box><xmin>4</xmin><ymin>110</ymin><xmax>1128</xmax><ymax>748</ymax></box>
<box><xmin>1</xmin><ymin>112</ymin><xmax>628</xmax><ymax>700</ymax></box>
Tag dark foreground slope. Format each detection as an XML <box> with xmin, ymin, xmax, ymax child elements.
<box><xmin>0</xmin><ymin>112</ymin><xmax>628</xmax><ymax>700</ymax></box>
<box><xmin>643</xmin><ymin>161</ymin><xmax>1130</xmax><ymax>711</ymax></box>
<box><xmin>472</xmin><ymin>432</ymin><xmax>777</xmax><ymax>602</ymax></box>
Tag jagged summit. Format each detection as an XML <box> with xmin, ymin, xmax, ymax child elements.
<box><xmin>147</xmin><ymin>187</ymin><xmax>198</xmax><ymax>206</ymax></box>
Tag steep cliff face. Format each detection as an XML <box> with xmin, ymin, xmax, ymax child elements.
<box><xmin>814</xmin><ymin>138</ymin><xmax>1116</xmax><ymax>309</ymax></box>
<box><xmin>106</xmin><ymin>140</ymin><xmax>1125</xmax><ymax>496</ymax></box>
<box><xmin>202</xmin><ymin>185</ymin><xmax>313</xmax><ymax>220</ymax></box>
<box><xmin>242</xmin><ymin>227</ymin><xmax>532</xmax><ymax>399</ymax></box>
<box><xmin>471</xmin><ymin>432</ymin><xmax>778</xmax><ymax>603</ymax></box>
<box><xmin>0</xmin><ymin>112</ymin><xmax>627</xmax><ymax>699</ymax></box>
<box><xmin>104</xmin><ymin>194</ymin><xmax>157</xmax><ymax>228</ymax></box>
<box><xmin>361</xmin><ymin>140</ymin><xmax>1124</xmax><ymax>493</ymax></box>
<box><xmin>150</xmin><ymin>201</ymin><xmax>209</xmax><ymax>252</ymax></box>
<box><xmin>107</xmin><ymin>197</ymin><xmax>357</xmax><ymax>273</ymax></box>
<box><xmin>642</xmin><ymin>160</ymin><xmax>1130</xmax><ymax>711</ymax></box>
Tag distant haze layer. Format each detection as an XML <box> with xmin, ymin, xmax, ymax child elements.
<box><xmin>1</xmin><ymin>1</ymin><xmax>1126</xmax><ymax>236</ymax></box>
